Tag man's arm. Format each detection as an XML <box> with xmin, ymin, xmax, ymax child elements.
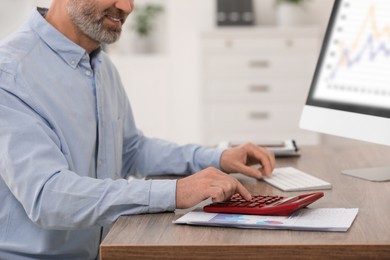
<box><xmin>119</xmin><ymin>97</ymin><xmax>225</xmax><ymax>178</ymax></box>
<box><xmin>0</xmin><ymin>90</ymin><xmax>176</xmax><ymax>229</ymax></box>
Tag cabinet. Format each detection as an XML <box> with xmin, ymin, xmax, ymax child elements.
<box><xmin>201</xmin><ymin>27</ymin><xmax>321</xmax><ymax>145</ymax></box>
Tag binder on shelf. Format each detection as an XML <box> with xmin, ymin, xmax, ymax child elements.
<box><xmin>216</xmin><ymin>0</ymin><xmax>254</xmax><ymax>26</ymax></box>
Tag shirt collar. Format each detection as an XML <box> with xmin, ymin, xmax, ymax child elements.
<box><xmin>28</xmin><ymin>7</ymin><xmax>102</xmax><ymax>69</ymax></box>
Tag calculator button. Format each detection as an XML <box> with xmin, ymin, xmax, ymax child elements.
<box><xmin>204</xmin><ymin>192</ymin><xmax>324</xmax><ymax>216</ymax></box>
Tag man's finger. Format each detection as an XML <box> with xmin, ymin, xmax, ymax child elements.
<box><xmin>209</xmin><ymin>183</ymin><xmax>228</xmax><ymax>202</ymax></box>
<box><xmin>247</xmin><ymin>145</ymin><xmax>275</xmax><ymax>177</ymax></box>
<box><xmin>235</xmin><ymin>164</ymin><xmax>264</xmax><ymax>179</ymax></box>
<box><xmin>235</xmin><ymin>180</ymin><xmax>252</xmax><ymax>201</ymax></box>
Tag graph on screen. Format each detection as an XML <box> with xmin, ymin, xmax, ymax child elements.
<box><xmin>313</xmin><ymin>0</ymin><xmax>390</xmax><ymax>109</ymax></box>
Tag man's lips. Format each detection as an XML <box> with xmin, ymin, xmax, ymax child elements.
<box><xmin>105</xmin><ymin>15</ymin><xmax>124</xmax><ymax>26</ymax></box>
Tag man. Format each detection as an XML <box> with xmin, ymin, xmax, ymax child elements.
<box><xmin>0</xmin><ymin>0</ymin><xmax>275</xmax><ymax>259</ymax></box>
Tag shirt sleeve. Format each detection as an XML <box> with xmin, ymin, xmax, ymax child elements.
<box><xmin>0</xmin><ymin>89</ymin><xmax>176</xmax><ymax>230</ymax></box>
<box><xmin>122</xmin><ymin>136</ymin><xmax>226</xmax><ymax>178</ymax></box>
<box><xmin>118</xmin><ymin>90</ymin><xmax>226</xmax><ymax>178</ymax></box>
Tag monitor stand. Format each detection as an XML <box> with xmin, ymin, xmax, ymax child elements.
<box><xmin>342</xmin><ymin>166</ymin><xmax>390</xmax><ymax>182</ymax></box>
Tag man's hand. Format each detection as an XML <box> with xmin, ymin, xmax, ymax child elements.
<box><xmin>176</xmin><ymin>167</ymin><xmax>251</xmax><ymax>209</ymax></box>
<box><xmin>220</xmin><ymin>143</ymin><xmax>276</xmax><ymax>179</ymax></box>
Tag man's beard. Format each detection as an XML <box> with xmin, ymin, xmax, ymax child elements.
<box><xmin>67</xmin><ymin>0</ymin><xmax>125</xmax><ymax>44</ymax></box>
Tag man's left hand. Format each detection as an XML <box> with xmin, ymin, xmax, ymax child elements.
<box><xmin>220</xmin><ymin>143</ymin><xmax>275</xmax><ymax>179</ymax></box>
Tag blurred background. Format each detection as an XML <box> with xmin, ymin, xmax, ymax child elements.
<box><xmin>1</xmin><ymin>0</ymin><xmax>339</xmax><ymax>146</ymax></box>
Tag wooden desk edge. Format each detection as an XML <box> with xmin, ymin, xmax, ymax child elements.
<box><xmin>100</xmin><ymin>244</ymin><xmax>390</xmax><ymax>260</ymax></box>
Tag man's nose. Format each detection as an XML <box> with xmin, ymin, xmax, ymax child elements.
<box><xmin>115</xmin><ymin>0</ymin><xmax>134</xmax><ymax>14</ymax></box>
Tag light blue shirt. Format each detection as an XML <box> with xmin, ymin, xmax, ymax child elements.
<box><xmin>0</xmin><ymin>8</ymin><xmax>224</xmax><ymax>259</ymax></box>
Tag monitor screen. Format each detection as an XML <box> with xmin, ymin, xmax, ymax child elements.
<box><xmin>300</xmin><ymin>0</ymin><xmax>390</xmax><ymax>181</ymax></box>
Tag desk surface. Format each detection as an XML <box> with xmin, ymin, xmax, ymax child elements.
<box><xmin>100</xmin><ymin>144</ymin><xmax>390</xmax><ymax>259</ymax></box>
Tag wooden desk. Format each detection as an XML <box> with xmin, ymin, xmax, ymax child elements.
<box><xmin>100</xmin><ymin>144</ymin><xmax>390</xmax><ymax>259</ymax></box>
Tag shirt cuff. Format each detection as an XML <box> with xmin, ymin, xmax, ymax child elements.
<box><xmin>195</xmin><ymin>147</ymin><xmax>226</xmax><ymax>171</ymax></box>
<box><xmin>212</xmin><ymin>147</ymin><xmax>227</xmax><ymax>170</ymax></box>
<box><xmin>148</xmin><ymin>179</ymin><xmax>177</xmax><ymax>213</ymax></box>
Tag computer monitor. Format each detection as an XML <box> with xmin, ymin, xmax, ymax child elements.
<box><xmin>300</xmin><ymin>0</ymin><xmax>390</xmax><ymax>182</ymax></box>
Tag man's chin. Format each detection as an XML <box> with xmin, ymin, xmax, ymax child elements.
<box><xmin>97</xmin><ymin>31</ymin><xmax>121</xmax><ymax>44</ymax></box>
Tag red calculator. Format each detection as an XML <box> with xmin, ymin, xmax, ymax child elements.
<box><xmin>203</xmin><ymin>192</ymin><xmax>324</xmax><ymax>216</ymax></box>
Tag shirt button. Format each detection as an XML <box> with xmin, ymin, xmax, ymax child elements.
<box><xmin>98</xmin><ymin>160</ymin><xmax>103</xmax><ymax>165</ymax></box>
<box><xmin>70</xmin><ymin>60</ymin><xmax>76</xmax><ymax>65</ymax></box>
<box><xmin>86</xmin><ymin>70</ymin><xmax>92</xmax><ymax>76</ymax></box>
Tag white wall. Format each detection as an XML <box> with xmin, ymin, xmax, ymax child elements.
<box><xmin>0</xmin><ymin>0</ymin><xmax>334</xmax><ymax>40</ymax></box>
<box><xmin>0</xmin><ymin>0</ymin><xmax>32</xmax><ymax>39</ymax></box>
<box><xmin>0</xmin><ymin>0</ymin><xmax>335</xmax><ymax>145</ymax></box>
<box><xmin>0</xmin><ymin>1</ymin><xmax>52</xmax><ymax>39</ymax></box>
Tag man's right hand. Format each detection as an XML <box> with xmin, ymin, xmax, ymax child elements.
<box><xmin>175</xmin><ymin>167</ymin><xmax>252</xmax><ymax>209</ymax></box>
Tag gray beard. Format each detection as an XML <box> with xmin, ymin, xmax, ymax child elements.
<box><xmin>67</xmin><ymin>2</ymin><xmax>122</xmax><ymax>44</ymax></box>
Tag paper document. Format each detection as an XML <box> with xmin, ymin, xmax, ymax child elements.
<box><xmin>174</xmin><ymin>208</ymin><xmax>358</xmax><ymax>232</ymax></box>
<box><xmin>218</xmin><ymin>139</ymin><xmax>300</xmax><ymax>157</ymax></box>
